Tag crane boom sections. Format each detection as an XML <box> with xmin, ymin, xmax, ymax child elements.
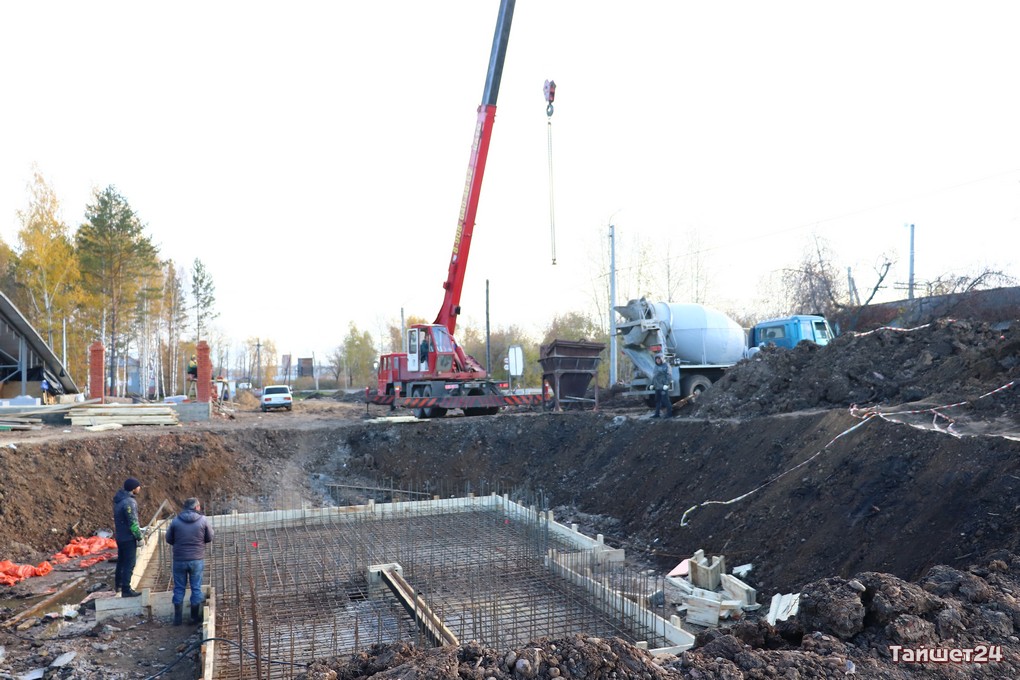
<box><xmin>435</xmin><ymin>0</ymin><xmax>516</xmax><ymax>336</ymax></box>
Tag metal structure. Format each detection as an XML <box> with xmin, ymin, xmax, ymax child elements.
<box><xmin>144</xmin><ymin>494</ymin><xmax>693</xmax><ymax>680</ymax></box>
<box><xmin>539</xmin><ymin>340</ymin><xmax>604</xmax><ymax>411</ymax></box>
<box><xmin>0</xmin><ymin>290</ymin><xmax>78</xmax><ymax>399</ymax></box>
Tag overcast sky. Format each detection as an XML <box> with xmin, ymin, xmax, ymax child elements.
<box><xmin>2</xmin><ymin>1</ymin><xmax>1018</xmax><ymax>363</ymax></box>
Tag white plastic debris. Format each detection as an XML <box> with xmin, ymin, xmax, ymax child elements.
<box><xmin>49</xmin><ymin>651</ymin><xmax>77</xmax><ymax>667</ymax></box>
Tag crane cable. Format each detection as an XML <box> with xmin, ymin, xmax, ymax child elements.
<box><xmin>544</xmin><ymin>79</ymin><xmax>557</xmax><ymax>265</ymax></box>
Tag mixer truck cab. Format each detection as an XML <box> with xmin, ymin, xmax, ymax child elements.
<box><xmin>750</xmin><ymin>315</ymin><xmax>834</xmax><ymax>350</ymax></box>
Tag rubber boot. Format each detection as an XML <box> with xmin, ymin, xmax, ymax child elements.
<box><xmin>190</xmin><ymin>603</ymin><xmax>202</xmax><ymax>625</ymax></box>
<box><xmin>173</xmin><ymin>603</ymin><xmax>183</xmax><ymax>626</ymax></box>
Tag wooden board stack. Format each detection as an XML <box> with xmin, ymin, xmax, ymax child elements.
<box><xmin>0</xmin><ymin>415</ymin><xmax>42</xmax><ymax>431</ymax></box>
<box><xmin>66</xmin><ymin>404</ymin><xmax>180</xmax><ymax>427</ymax></box>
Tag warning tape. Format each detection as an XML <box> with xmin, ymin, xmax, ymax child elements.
<box><xmin>679</xmin><ymin>415</ymin><xmax>877</xmax><ymax>527</ymax></box>
<box><xmin>847</xmin><ymin>321</ymin><xmax>938</xmax><ymax>337</ymax></box>
<box><xmin>851</xmin><ymin>379</ymin><xmax>1018</xmax><ymax>438</ymax></box>
<box><xmin>680</xmin><ymin>377</ymin><xmax>1018</xmax><ymax>527</ymax></box>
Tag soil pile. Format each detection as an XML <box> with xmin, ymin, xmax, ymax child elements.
<box><xmin>692</xmin><ymin>319</ymin><xmax>1020</xmax><ymax>420</ymax></box>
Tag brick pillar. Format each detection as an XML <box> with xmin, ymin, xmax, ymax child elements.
<box><xmin>89</xmin><ymin>341</ymin><xmax>105</xmax><ymax>403</ymax></box>
<box><xmin>196</xmin><ymin>341</ymin><xmax>212</xmax><ymax>403</ymax></box>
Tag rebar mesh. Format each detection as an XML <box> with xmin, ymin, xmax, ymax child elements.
<box><xmin>146</xmin><ymin>496</ymin><xmax>674</xmax><ymax>680</ymax></box>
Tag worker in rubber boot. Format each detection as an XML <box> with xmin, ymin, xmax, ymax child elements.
<box><xmin>112</xmin><ymin>478</ymin><xmax>144</xmax><ymax>597</ymax></box>
<box><xmin>165</xmin><ymin>497</ymin><xmax>214</xmax><ymax>626</ymax></box>
<box><xmin>650</xmin><ymin>354</ymin><xmax>673</xmax><ymax>418</ymax></box>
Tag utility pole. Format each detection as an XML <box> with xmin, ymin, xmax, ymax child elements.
<box><xmin>485</xmin><ymin>279</ymin><xmax>492</xmax><ymax>377</ymax></box>
<box><xmin>907</xmin><ymin>223</ymin><xmax>915</xmax><ymax>300</ymax></box>
<box><xmin>609</xmin><ymin>224</ymin><xmax>618</xmax><ymax>386</ymax></box>
<box><xmin>255</xmin><ymin>338</ymin><xmax>262</xmax><ymax>388</ymax></box>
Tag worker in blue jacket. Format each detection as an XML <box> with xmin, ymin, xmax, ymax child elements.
<box><xmin>165</xmin><ymin>497</ymin><xmax>215</xmax><ymax>625</ymax></box>
<box><xmin>112</xmin><ymin>478</ymin><xmax>144</xmax><ymax>597</ymax></box>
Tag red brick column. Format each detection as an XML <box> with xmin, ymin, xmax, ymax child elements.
<box><xmin>89</xmin><ymin>341</ymin><xmax>105</xmax><ymax>402</ymax></box>
<box><xmin>196</xmin><ymin>341</ymin><xmax>212</xmax><ymax>403</ymax></box>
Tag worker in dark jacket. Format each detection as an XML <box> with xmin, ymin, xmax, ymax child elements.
<box><xmin>650</xmin><ymin>354</ymin><xmax>673</xmax><ymax>418</ymax></box>
<box><xmin>112</xmin><ymin>477</ymin><xmax>144</xmax><ymax>597</ymax></box>
<box><xmin>165</xmin><ymin>497</ymin><xmax>214</xmax><ymax>625</ymax></box>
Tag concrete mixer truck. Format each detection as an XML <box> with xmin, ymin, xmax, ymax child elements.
<box><xmin>615</xmin><ymin>297</ymin><xmax>833</xmax><ymax>402</ymax></box>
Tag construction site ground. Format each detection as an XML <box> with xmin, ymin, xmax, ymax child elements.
<box><xmin>1</xmin><ymin>318</ymin><xmax>1019</xmax><ymax>678</ymax></box>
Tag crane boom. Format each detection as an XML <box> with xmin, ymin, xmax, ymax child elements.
<box><xmin>435</xmin><ymin>0</ymin><xmax>516</xmax><ymax>336</ymax></box>
<box><xmin>369</xmin><ymin>0</ymin><xmax>542</xmax><ymax>419</ymax></box>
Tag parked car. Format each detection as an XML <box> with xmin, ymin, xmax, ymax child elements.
<box><xmin>261</xmin><ymin>385</ymin><xmax>293</xmax><ymax>412</ymax></box>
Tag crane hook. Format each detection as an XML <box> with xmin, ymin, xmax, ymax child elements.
<box><xmin>544</xmin><ymin>79</ymin><xmax>556</xmax><ymax>117</ymax></box>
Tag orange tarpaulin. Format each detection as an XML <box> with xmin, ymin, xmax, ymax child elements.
<box><xmin>1</xmin><ymin>536</ymin><xmax>118</xmax><ymax>586</ymax></box>
<box><xmin>50</xmin><ymin>536</ymin><xmax>118</xmax><ymax>564</ymax></box>
<box><xmin>0</xmin><ymin>559</ymin><xmax>53</xmax><ymax>586</ymax></box>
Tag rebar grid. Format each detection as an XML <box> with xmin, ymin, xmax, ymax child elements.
<box><xmin>149</xmin><ymin>498</ymin><xmax>672</xmax><ymax>680</ymax></box>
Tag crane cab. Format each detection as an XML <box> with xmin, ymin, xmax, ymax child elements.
<box><xmin>375</xmin><ymin>324</ymin><xmax>483</xmax><ymax>398</ymax></box>
<box><xmin>405</xmin><ymin>325</ymin><xmax>456</xmax><ymax>374</ymax></box>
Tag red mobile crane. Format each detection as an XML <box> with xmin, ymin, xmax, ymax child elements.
<box><xmin>369</xmin><ymin>0</ymin><xmax>540</xmax><ymax>418</ymax></box>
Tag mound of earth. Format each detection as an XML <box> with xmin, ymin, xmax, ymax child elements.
<box><xmin>691</xmin><ymin>319</ymin><xmax>1019</xmax><ymax>419</ymax></box>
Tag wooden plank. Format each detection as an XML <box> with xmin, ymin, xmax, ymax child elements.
<box><xmin>84</xmin><ymin>423</ymin><xmax>124</xmax><ymax>432</ymax></box>
<box><xmin>689</xmin><ymin>587</ymin><xmax>722</xmax><ymax>602</ymax></box>
<box><xmin>685</xmin><ymin>595</ymin><xmax>720</xmax><ymax>627</ymax></box>
<box><xmin>766</xmin><ymin>592</ymin><xmax>800</xmax><ymax>625</ymax></box>
<box><xmin>720</xmin><ymin>573</ymin><xmax>758</xmax><ymax>607</ymax></box>
<box><xmin>69</xmin><ymin>416</ymin><xmax>179</xmax><ymax>425</ymax></box>
<box><xmin>69</xmin><ymin>408</ymin><xmax>177</xmax><ymax>416</ymax></box>
<box><xmin>2</xmin><ymin>576</ymin><xmax>86</xmax><ymax>629</ymax></box>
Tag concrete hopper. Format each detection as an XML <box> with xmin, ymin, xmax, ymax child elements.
<box><xmin>540</xmin><ymin>339</ymin><xmax>605</xmax><ymax>411</ymax></box>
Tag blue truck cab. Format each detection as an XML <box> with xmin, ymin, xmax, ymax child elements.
<box><xmin>750</xmin><ymin>315</ymin><xmax>834</xmax><ymax>350</ymax></box>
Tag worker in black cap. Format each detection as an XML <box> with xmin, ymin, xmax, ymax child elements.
<box><xmin>650</xmin><ymin>354</ymin><xmax>673</xmax><ymax>418</ymax></box>
<box><xmin>113</xmin><ymin>477</ymin><xmax>144</xmax><ymax>597</ymax></box>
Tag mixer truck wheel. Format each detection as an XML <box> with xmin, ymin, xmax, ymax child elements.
<box><xmin>681</xmin><ymin>374</ymin><xmax>712</xmax><ymax>399</ymax></box>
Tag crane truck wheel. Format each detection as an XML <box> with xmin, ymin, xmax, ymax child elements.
<box><xmin>681</xmin><ymin>374</ymin><xmax>713</xmax><ymax>399</ymax></box>
<box><xmin>412</xmin><ymin>386</ymin><xmax>427</xmax><ymax>419</ymax></box>
<box><xmin>422</xmin><ymin>385</ymin><xmax>447</xmax><ymax>419</ymax></box>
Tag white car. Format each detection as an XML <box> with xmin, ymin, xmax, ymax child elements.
<box><xmin>261</xmin><ymin>385</ymin><xmax>293</xmax><ymax>412</ymax></box>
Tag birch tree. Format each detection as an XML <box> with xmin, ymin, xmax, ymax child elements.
<box><xmin>15</xmin><ymin>171</ymin><xmax>80</xmax><ymax>350</ymax></box>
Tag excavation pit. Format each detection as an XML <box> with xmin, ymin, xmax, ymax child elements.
<box><xmin>140</xmin><ymin>494</ymin><xmax>694</xmax><ymax>679</ymax></box>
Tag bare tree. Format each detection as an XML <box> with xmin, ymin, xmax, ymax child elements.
<box><xmin>782</xmin><ymin>235</ymin><xmax>845</xmax><ymax>317</ymax></box>
<box><xmin>922</xmin><ymin>269</ymin><xmax>1015</xmax><ymax>297</ymax></box>
<box><xmin>782</xmin><ymin>235</ymin><xmax>895</xmax><ymax>331</ymax></box>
